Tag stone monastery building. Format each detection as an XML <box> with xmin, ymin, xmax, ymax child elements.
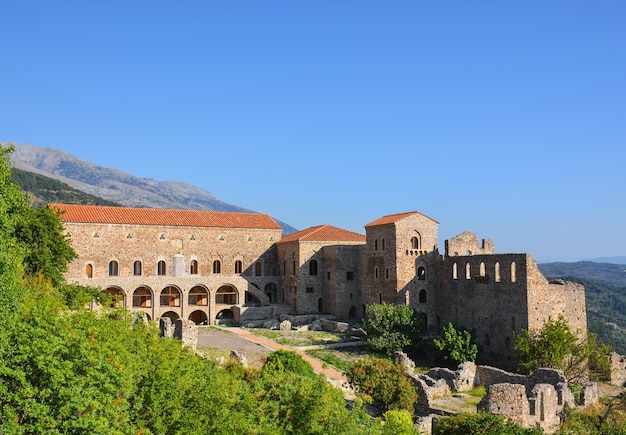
<box><xmin>53</xmin><ymin>203</ymin><xmax>587</xmax><ymax>366</ymax></box>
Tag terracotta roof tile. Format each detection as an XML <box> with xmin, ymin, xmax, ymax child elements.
<box><xmin>277</xmin><ymin>224</ymin><xmax>366</xmax><ymax>243</ymax></box>
<box><xmin>364</xmin><ymin>211</ymin><xmax>438</xmax><ymax>227</ymax></box>
<box><xmin>49</xmin><ymin>204</ymin><xmax>282</xmax><ymax>230</ymax></box>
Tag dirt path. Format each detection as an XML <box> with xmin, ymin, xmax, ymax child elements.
<box><xmin>197</xmin><ymin>326</ymin><xmax>349</xmax><ymax>389</ymax></box>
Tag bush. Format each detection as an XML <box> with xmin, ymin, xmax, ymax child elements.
<box><xmin>433</xmin><ymin>412</ymin><xmax>543</xmax><ymax>435</ymax></box>
<box><xmin>362</xmin><ymin>303</ymin><xmax>424</xmax><ymax>356</ymax></box>
<box><xmin>261</xmin><ymin>349</ymin><xmax>317</xmax><ymax>379</ymax></box>
<box><xmin>346</xmin><ymin>356</ymin><xmax>417</xmax><ymax>413</ymax></box>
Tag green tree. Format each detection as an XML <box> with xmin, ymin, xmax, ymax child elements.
<box><xmin>261</xmin><ymin>349</ymin><xmax>317</xmax><ymax>379</ymax></box>
<box><xmin>514</xmin><ymin>315</ymin><xmax>611</xmax><ymax>383</ymax></box>
<box><xmin>362</xmin><ymin>303</ymin><xmax>424</xmax><ymax>356</ymax></box>
<box><xmin>433</xmin><ymin>322</ymin><xmax>479</xmax><ymax>365</ymax></box>
<box><xmin>346</xmin><ymin>356</ymin><xmax>417</xmax><ymax>413</ymax></box>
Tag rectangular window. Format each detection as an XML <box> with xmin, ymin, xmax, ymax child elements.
<box><xmin>347</xmin><ymin>271</ymin><xmax>354</xmax><ymax>280</ymax></box>
<box><xmin>306</xmin><ymin>287</ymin><xmax>314</xmax><ymax>294</ymax></box>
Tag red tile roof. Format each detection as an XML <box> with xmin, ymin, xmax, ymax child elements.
<box><xmin>365</xmin><ymin>211</ymin><xmax>438</xmax><ymax>227</ymax></box>
<box><xmin>49</xmin><ymin>204</ymin><xmax>282</xmax><ymax>230</ymax></box>
<box><xmin>277</xmin><ymin>224</ymin><xmax>366</xmax><ymax>243</ymax></box>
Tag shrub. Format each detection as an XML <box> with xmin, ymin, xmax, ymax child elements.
<box><xmin>433</xmin><ymin>412</ymin><xmax>543</xmax><ymax>435</ymax></box>
<box><xmin>261</xmin><ymin>349</ymin><xmax>317</xmax><ymax>379</ymax></box>
<box><xmin>346</xmin><ymin>356</ymin><xmax>417</xmax><ymax>413</ymax></box>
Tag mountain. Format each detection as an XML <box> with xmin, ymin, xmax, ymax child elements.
<box><xmin>584</xmin><ymin>256</ymin><xmax>626</xmax><ymax>265</ymax></box>
<box><xmin>6</xmin><ymin>143</ymin><xmax>297</xmax><ymax>234</ymax></box>
<box><xmin>11</xmin><ymin>167</ymin><xmax>120</xmax><ymax>208</ymax></box>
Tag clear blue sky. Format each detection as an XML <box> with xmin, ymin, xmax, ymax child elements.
<box><xmin>2</xmin><ymin>1</ymin><xmax>625</xmax><ymax>262</ymax></box>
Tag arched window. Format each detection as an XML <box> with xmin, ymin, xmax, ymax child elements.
<box><xmin>309</xmin><ymin>260</ymin><xmax>318</xmax><ymax>276</ymax></box>
<box><xmin>213</xmin><ymin>260</ymin><xmax>221</xmax><ymax>274</ymax></box>
<box><xmin>188</xmin><ymin>286</ymin><xmax>208</xmax><ymax>306</ymax></box>
<box><xmin>452</xmin><ymin>263</ymin><xmax>458</xmax><ymax>280</ymax></box>
<box><xmin>235</xmin><ymin>260</ymin><xmax>243</xmax><ymax>274</ymax></box>
<box><xmin>216</xmin><ymin>286</ymin><xmax>237</xmax><ymax>304</ymax></box>
<box><xmin>419</xmin><ymin>289</ymin><xmax>427</xmax><ymax>304</ymax></box>
<box><xmin>132</xmin><ymin>287</ymin><xmax>151</xmax><ymax>307</ymax></box>
<box><xmin>108</xmin><ymin>260</ymin><xmax>119</xmax><ymax>277</ymax></box>
<box><xmin>318</xmin><ymin>298</ymin><xmax>324</xmax><ymax>313</ymax></box>
<box><xmin>86</xmin><ymin>264</ymin><xmax>93</xmax><ymax>278</ymax></box>
<box><xmin>157</xmin><ymin>260</ymin><xmax>166</xmax><ymax>276</ymax></box>
<box><xmin>417</xmin><ymin>267</ymin><xmax>426</xmax><ymax>280</ymax></box>
<box><xmin>160</xmin><ymin>286</ymin><xmax>180</xmax><ymax>307</ymax></box>
<box><xmin>255</xmin><ymin>261</ymin><xmax>262</xmax><ymax>276</ymax></box>
<box><xmin>379</xmin><ymin>292</ymin><xmax>383</xmax><ymax>304</ymax></box>
<box><xmin>133</xmin><ymin>260</ymin><xmax>142</xmax><ymax>276</ymax></box>
<box><xmin>511</xmin><ymin>262</ymin><xmax>517</xmax><ymax>283</ymax></box>
<box><xmin>385</xmin><ymin>268</ymin><xmax>389</xmax><ymax>279</ymax></box>
<box><xmin>480</xmin><ymin>262</ymin><xmax>486</xmax><ymax>277</ymax></box>
<box><xmin>190</xmin><ymin>260</ymin><xmax>198</xmax><ymax>275</ymax></box>
<box><xmin>465</xmin><ymin>263</ymin><xmax>471</xmax><ymax>280</ymax></box>
<box><xmin>411</xmin><ymin>236</ymin><xmax>420</xmax><ymax>250</ymax></box>
<box><xmin>374</xmin><ymin>267</ymin><xmax>379</xmax><ymax>279</ymax></box>
<box><xmin>495</xmin><ymin>262</ymin><xmax>501</xmax><ymax>282</ymax></box>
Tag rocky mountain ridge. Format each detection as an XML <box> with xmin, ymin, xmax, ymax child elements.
<box><xmin>6</xmin><ymin>142</ymin><xmax>297</xmax><ymax>233</ymax></box>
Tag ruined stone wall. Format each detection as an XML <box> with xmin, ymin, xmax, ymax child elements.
<box><xmin>525</xmin><ymin>256</ymin><xmax>587</xmax><ymax>334</ymax></box>
<box><xmin>437</xmin><ymin>252</ymin><xmax>530</xmax><ymax>368</ymax></box>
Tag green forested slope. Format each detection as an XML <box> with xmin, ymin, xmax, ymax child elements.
<box><xmin>11</xmin><ymin>167</ymin><xmax>119</xmax><ymax>207</ymax></box>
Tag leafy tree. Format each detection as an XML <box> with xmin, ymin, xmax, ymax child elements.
<box><xmin>514</xmin><ymin>315</ymin><xmax>611</xmax><ymax>383</ymax></box>
<box><xmin>362</xmin><ymin>303</ymin><xmax>424</xmax><ymax>356</ymax></box>
<box><xmin>433</xmin><ymin>322</ymin><xmax>479</xmax><ymax>365</ymax></box>
<box><xmin>433</xmin><ymin>412</ymin><xmax>543</xmax><ymax>435</ymax></box>
<box><xmin>346</xmin><ymin>356</ymin><xmax>417</xmax><ymax>413</ymax></box>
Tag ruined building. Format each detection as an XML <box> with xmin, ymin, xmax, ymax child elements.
<box><xmin>53</xmin><ymin>204</ymin><xmax>586</xmax><ymax>367</ymax></box>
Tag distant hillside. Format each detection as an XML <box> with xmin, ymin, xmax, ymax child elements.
<box><xmin>539</xmin><ymin>261</ymin><xmax>626</xmax><ymax>354</ymax></box>
<box><xmin>11</xmin><ymin>167</ymin><xmax>119</xmax><ymax>208</ymax></box>
<box><xmin>6</xmin><ymin>142</ymin><xmax>297</xmax><ymax>234</ymax></box>
<box><xmin>539</xmin><ymin>261</ymin><xmax>626</xmax><ymax>288</ymax></box>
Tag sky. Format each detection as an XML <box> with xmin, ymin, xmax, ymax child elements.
<box><xmin>2</xmin><ymin>1</ymin><xmax>625</xmax><ymax>263</ymax></box>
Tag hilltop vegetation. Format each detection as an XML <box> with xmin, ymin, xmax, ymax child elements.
<box><xmin>11</xmin><ymin>167</ymin><xmax>119</xmax><ymax>207</ymax></box>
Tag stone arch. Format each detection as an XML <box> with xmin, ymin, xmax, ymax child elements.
<box><xmin>189</xmin><ymin>310</ymin><xmax>208</xmax><ymax>325</ymax></box>
<box><xmin>418</xmin><ymin>289</ymin><xmax>427</xmax><ymax>304</ymax></box>
<box><xmin>511</xmin><ymin>261</ymin><xmax>517</xmax><ymax>283</ymax></box>
<box><xmin>417</xmin><ymin>265</ymin><xmax>426</xmax><ymax>280</ymax></box>
<box><xmin>160</xmin><ymin>286</ymin><xmax>181</xmax><ymax>307</ymax></box>
<box><xmin>465</xmin><ymin>262</ymin><xmax>471</xmax><ymax>279</ymax></box>
<box><xmin>265</xmin><ymin>282</ymin><xmax>277</xmax><ymax>303</ymax></box>
<box><xmin>132</xmin><ymin>286</ymin><xmax>153</xmax><ymax>308</ymax></box>
<box><xmin>106</xmin><ymin>286</ymin><xmax>126</xmax><ymax>308</ymax></box>
<box><xmin>348</xmin><ymin>306</ymin><xmax>356</xmax><ymax>318</ymax></box>
<box><xmin>452</xmin><ymin>262</ymin><xmax>458</xmax><ymax>280</ymax></box>
<box><xmin>188</xmin><ymin>285</ymin><xmax>208</xmax><ymax>306</ymax></box>
<box><xmin>495</xmin><ymin>262</ymin><xmax>501</xmax><ymax>282</ymax></box>
<box><xmin>411</xmin><ymin>234</ymin><xmax>420</xmax><ymax>249</ymax></box>
<box><xmin>86</xmin><ymin>263</ymin><xmax>93</xmax><ymax>278</ymax></box>
<box><xmin>420</xmin><ymin>312</ymin><xmax>428</xmax><ymax>327</ymax></box>
<box><xmin>216</xmin><ymin>308</ymin><xmax>234</xmax><ymax>324</ymax></box>
<box><xmin>216</xmin><ymin>285</ymin><xmax>238</xmax><ymax>305</ymax></box>
<box><xmin>480</xmin><ymin>262</ymin><xmax>486</xmax><ymax>277</ymax></box>
<box><xmin>255</xmin><ymin>261</ymin><xmax>262</xmax><ymax>276</ymax></box>
<box><xmin>161</xmin><ymin>311</ymin><xmax>179</xmax><ymax>321</ymax></box>
<box><xmin>318</xmin><ymin>298</ymin><xmax>324</xmax><ymax>313</ymax></box>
